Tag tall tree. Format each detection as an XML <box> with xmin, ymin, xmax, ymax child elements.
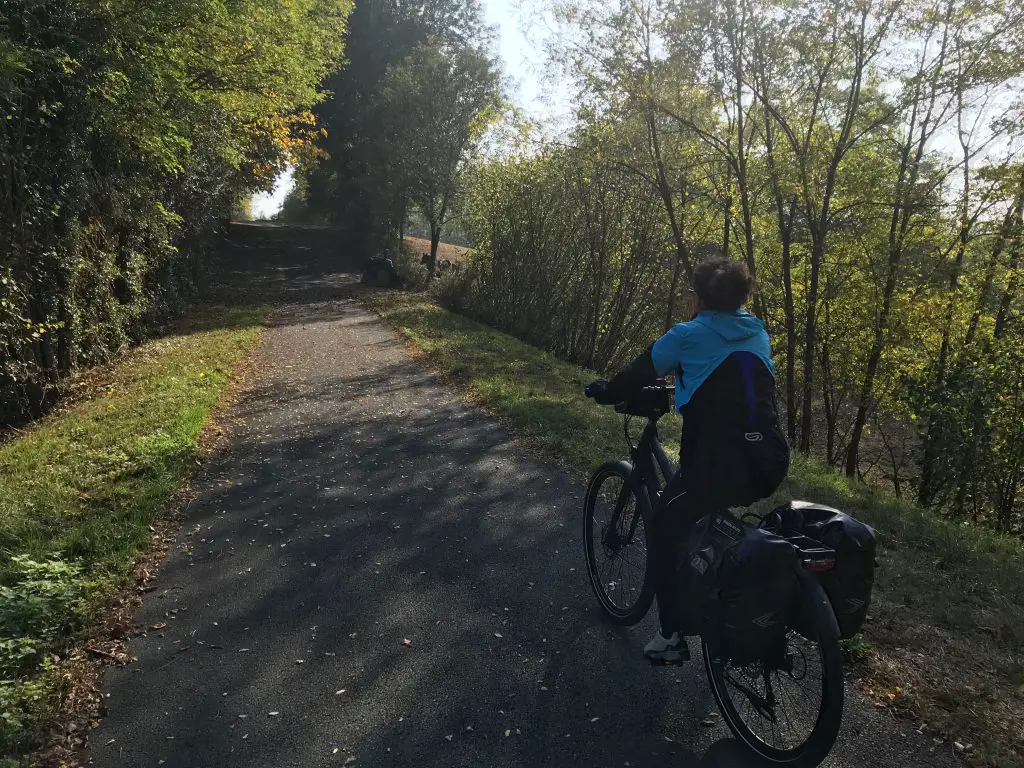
<box><xmin>304</xmin><ymin>0</ymin><xmax>487</xmax><ymax>249</ymax></box>
<box><xmin>382</xmin><ymin>42</ymin><xmax>501</xmax><ymax>274</ymax></box>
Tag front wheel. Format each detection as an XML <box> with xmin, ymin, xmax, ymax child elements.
<box><xmin>703</xmin><ymin>570</ymin><xmax>844</xmax><ymax>767</ymax></box>
<box><xmin>583</xmin><ymin>460</ymin><xmax>655</xmax><ymax>625</ymax></box>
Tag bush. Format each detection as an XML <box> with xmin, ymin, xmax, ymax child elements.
<box><xmin>391</xmin><ymin>243</ymin><xmax>431</xmax><ymax>292</ymax></box>
<box><xmin>0</xmin><ymin>557</ymin><xmax>95</xmax><ymax>753</ymax></box>
<box><xmin>0</xmin><ymin>0</ymin><xmax>351</xmax><ymax>428</ymax></box>
<box><xmin>0</xmin><ymin>557</ymin><xmax>95</xmax><ymax>676</ymax></box>
<box><xmin>432</xmin><ymin>266</ymin><xmax>474</xmax><ymax>313</ymax></box>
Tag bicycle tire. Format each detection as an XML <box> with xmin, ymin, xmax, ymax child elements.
<box><xmin>583</xmin><ymin>460</ymin><xmax>656</xmax><ymax>626</ymax></box>
<box><xmin>702</xmin><ymin>570</ymin><xmax>844</xmax><ymax>767</ymax></box>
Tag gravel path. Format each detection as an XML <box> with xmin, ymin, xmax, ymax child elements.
<box><xmin>84</xmin><ymin>227</ymin><xmax>962</xmax><ymax>768</ymax></box>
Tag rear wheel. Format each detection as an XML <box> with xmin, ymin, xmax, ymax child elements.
<box><xmin>702</xmin><ymin>571</ymin><xmax>844</xmax><ymax>767</ymax></box>
<box><xmin>583</xmin><ymin>461</ymin><xmax>655</xmax><ymax>625</ymax></box>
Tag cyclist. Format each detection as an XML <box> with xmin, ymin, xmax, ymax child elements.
<box><xmin>585</xmin><ymin>257</ymin><xmax>789</xmax><ymax>663</ymax></box>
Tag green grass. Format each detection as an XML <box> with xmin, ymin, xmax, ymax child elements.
<box><xmin>0</xmin><ymin>304</ymin><xmax>267</xmax><ymax>758</ymax></box>
<box><xmin>366</xmin><ymin>290</ymin><xmax>1024</xmax><ymax>768</ymax></box>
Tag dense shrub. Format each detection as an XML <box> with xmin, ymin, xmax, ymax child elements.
<box><xmin>0</xmin><ymin>0</ymin><xmax>351</xmax><ymax>426</ymax></box>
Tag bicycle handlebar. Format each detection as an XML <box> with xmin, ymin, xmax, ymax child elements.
<box><xmin>586</xmin><ymin>380</ymin><xmax>674</xmax><ymax>418</ymax></box>
<box><xmin>614</xmin><ymin>384</ymin><xmax>674</xmax><ymax>417</ymax></box>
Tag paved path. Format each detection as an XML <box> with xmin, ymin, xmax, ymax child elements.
<box><xmin>85</xmin><ymin>233</ymin><xmax>961</xmax><ymax>768</ymax></box>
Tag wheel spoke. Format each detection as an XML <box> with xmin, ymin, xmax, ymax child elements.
<box><xmin>707</xmin><ymin>611</ymin><xmax>838</xmax><ymax>762</ymax></box>
<box><xmin>586</xmin><ymin>470</ymin><xmax>649</xmax><ymax>617</ymax></box>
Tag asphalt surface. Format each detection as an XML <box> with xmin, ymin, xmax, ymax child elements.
<box><xmin>84</xmin><ymin>227</ymin><xmax>963</xmax><ymax>768</ymax></box>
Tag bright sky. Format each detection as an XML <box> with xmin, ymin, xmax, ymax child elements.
<box><xmin>484</xmin><ymin>0</ymin><xmax>553</xmax><ymax>118</ymax></box>
<box><xmin>251</xmin><ymin>0</ymin><xmax>559</xmax><ymax>219</ymax></box>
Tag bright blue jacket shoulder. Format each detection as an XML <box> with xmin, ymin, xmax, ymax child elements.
<box><xmin>650</xmin><ymin>310</ymin><xmax>775</xmax><ymax>409</ymax></box>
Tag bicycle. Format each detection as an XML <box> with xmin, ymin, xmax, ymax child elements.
<box><xmin>583</xmin><ymin>382</ymin><xmax>845</xmax><ymax>768</ymax></box>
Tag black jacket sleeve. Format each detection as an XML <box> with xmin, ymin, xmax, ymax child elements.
<box><xmin>604</xmin><ymin>344</ymin><xmax>660</xmax><ymax>403</ymax></box>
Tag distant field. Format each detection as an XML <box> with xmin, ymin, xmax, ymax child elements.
<box><xmin>401</xmin><ymin>236</ymin><xmax>469</xmax><ymax>263</ymax></box>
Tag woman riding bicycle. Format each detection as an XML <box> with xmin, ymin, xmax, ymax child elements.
<box><xmin>585</xmin><ymin>257</ymin><xmax>789</xmax><ymax>663</ymax></box>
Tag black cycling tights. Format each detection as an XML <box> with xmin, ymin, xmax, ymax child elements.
<box><xmin>650</xmin><ymin>471</ymin><xmax>706</xmax><ymax>637</ymax></box>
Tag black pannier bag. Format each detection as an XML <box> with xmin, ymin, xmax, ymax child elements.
<box><xmin>765</xmin><ymin>501</ymin><xmax>877</xmax><ymax>639</ymax></box>
<box><xmin>687</xmin><ymin>512</ymin><xmax>799</xmax><ymax>663</ymax></box>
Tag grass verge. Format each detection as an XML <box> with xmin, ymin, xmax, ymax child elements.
<box><xmin>365</xmin><ymin>289</ymin><xmax>1023</xmax><ymax>768</ymax></box>
<box><xmin>0</xmin><ymin>304</ymin><xmax>267</xmax><ymax>761</ymax></box>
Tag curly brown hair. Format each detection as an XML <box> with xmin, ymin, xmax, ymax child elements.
<box><xmin>691</xmin><ymin>258</ymin><xmax>752</xmax><ymax>311</ymax></box>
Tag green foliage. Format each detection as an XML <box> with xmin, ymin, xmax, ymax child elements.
<box><xmin>299</xmin><ymin>0</ymin><xmax>498</xmax><ymax>259</ymax></box>
<box><xmin>0</xmin><ymin>671</ymin><xmax>52</xmax><ymax>756</ymax></box>
<box><xmin>0</xmin><ymin>305</ymin><xmax>266</xmax><ymax>756</ymax></box>
<box><xmin>455</xmin><ymin>0</ymin><xmax>1024</xmax><ymax>536</ymax></box>
<box><xmin>380</xmin><ymin>40</ymin><xmax>501</xmax><ymax>270</ymax></box>
<box><xmin>0</xmin><ymin>558</ymin><xmax>94</xmax><ymax>651</ymax></box>
<box><xmin>0</xmin><ymin>0</ymin><xmax>351</xmax><ymax>426</ymax></box>
<box><xmin>0</xmin><ymin>555</ymin><xmax>95</xmax><ymax>749</ymax></box>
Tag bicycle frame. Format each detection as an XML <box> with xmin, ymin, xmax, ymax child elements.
<box><xmin>586</xmin><ymin>384</ymin><xmax>846</xmax><ymax>765</ymax></box>
<box><xmin>629</xmin><ymin>416</ymin><xmax>676</xmax><ymax>503</ymax></box>
<box><xmin>604</xmin><ymin>415</ymin><xmax>676</xmax><ymax>551</ymax></box>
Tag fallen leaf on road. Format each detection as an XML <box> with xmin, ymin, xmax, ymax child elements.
<box><xmin>445</xmin><ymin>735</ymin><xmax>453</xmax><ymax>742</ymax></box>
<box><xmin>505</xmin><ymin>730</ymin><xmax>511</xmax><ymax>737</ymax></box>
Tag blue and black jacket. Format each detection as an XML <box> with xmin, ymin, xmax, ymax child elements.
<box><xmin>605</xmin><ymin>310</ymin><xmax>789</xmax><ymax>510</ymax></box>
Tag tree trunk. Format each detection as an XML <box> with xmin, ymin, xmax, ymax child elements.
<box><xmin>761</xmin><ymin>98</ymin><xmax>797</xmax><ymax>443</ymax></box>
<box><xmin>429</xmin><ymin>222</ymin><xmax>441</xmax><ymax>278</ymax></box>
<box><xmin>722</xmin><ymin>194</ymin><xmax>731</xmax><ymax>260</ymax></box>
<box><xmin>781</xmin><ymin>202</ymin><xmax>797</xmax><ymax>444</ymax></box>
<box><xmin>664</xmin><ymin>178</ymin><xmax>690</xmax><ymax>331</ymax></box>
<box><xmin>647</xmin><ymin>108</ymin><xmax>693</xmax><ymax>324</ymax></box>
<box><xmin>820</xmin><ymin>342</ymin><xmax>838</xmax><ymax>466</ymax></box>
<box><xmin>798</xmin><ymin>235</ymin><xmax>823</xmax><ymax>453</ymax></box>
<box><xmin>919</xmin><ymin>125</ymin><xmax>976</xmax><ymax>503</ymax></box>
<box><xmin>995</xmin><ymin>177</ymin><xmax>1024</xmax><ymax>340</ymax></box>
<box><xmin>845</xmin><ymin>231</ymin><xmax>904</xmax><ymax>476</ymax></box>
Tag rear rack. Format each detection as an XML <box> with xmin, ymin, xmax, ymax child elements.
<box><xmin>785</xmin><ymin>533</ymin><xmax>837</xmax><ymax>572</ymax></box>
